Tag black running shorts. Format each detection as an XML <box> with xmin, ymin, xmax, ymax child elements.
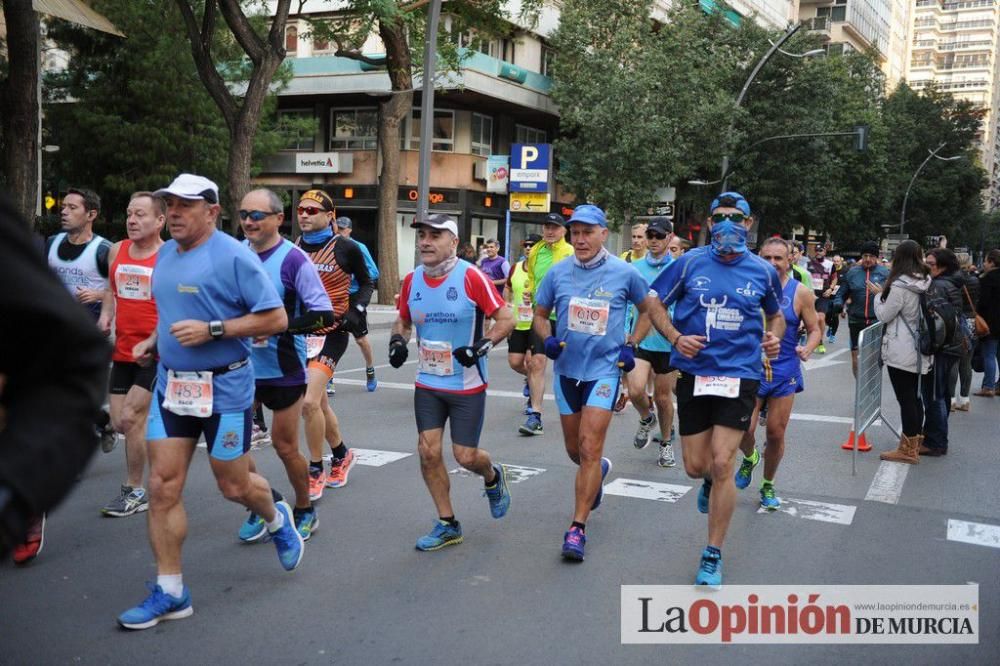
<box><xmin>413</xmin><ymin>387</ymin><xmax>486</xmax><ymax>447</ymax></box>
<box><xmin>675</xmin><ymin>372</ymin><xmax>759</xmax><ymax>436</ymax></box>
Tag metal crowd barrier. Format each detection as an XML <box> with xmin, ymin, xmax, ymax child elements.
<box><xmin>852</xmin><ymin>322</ymin><xmax>901</xmax><ymax>475</ymax></box>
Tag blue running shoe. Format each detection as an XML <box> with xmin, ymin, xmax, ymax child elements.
<box><xmin>522</xmin><ymin>380</ymin><xmax>530</xmax><ymax>398</ymax></box>
<box><xmin>523</xmin><ymin>398</ymin><xmax>532</xmax><ymax>416</ymax></box>
<box><xmin>484</xmin><ymin>464</ymin><xmax>511</xmax><ymax>518</ymax></box>
<box><xmin>271</xmin><ymin>500</ymin><xmax>304</xmax><ymax>571</ymax></box>
<box><xmin>415</xmin><ymin>520</ymin><xmax>463</xmax><ymax>551</ymax></box>
<box><xmin>366</xmin><ymin>368</ymin><xmax>377</xmax><ymax>392</ymax></box>
<box><xmin>118</xmin><ymin>583</ymin><xmax>193</xmax><ymax>630</ymax></box>
<box><xmin>591</xmin><ymin>457</ymin><xmax>612</xmax><ymax>511</ymax></box>
<box><xmin>561</xmin><ymin>526</ymin><xmax>586</xmax><ymax>561</ymax></box>
<box><xmin>695</xmin><ymin>548</ymin><xmax>723</xmax><ymax>588</ymax></box>
<box><xmin>519</xmin><ymin>412</ymin><xmax>543</xmax><ymax>436</ymax></box>
<box><xmin>697</xmin><ymin>481</ymin><xmax>711</xmax><ymax>514</ymax></box>
<box><xmin>760</xmin><ymin>484</ymin><xmax>781</xmax><ymax>511</ymax></box>
<box><xmin>734</xmin><ymin>449</ymin><xmax>759</xmax><ymax>490</ymax></box>
<box><xmin>238</xmin><ymin>511</ymin><xmax>267</xmax><ymax>543</ymax></box>
<box><xmin>294</xmin><ymin>507</ymin><xmax>319</xmax><ymax>541</ymax></box>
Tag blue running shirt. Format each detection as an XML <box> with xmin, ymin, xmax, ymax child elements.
<box><xmin>650</xmin><ymin>246</ymin><xmax>782</xmax><ymax>381</ymax></box>
<box><xmin>153</xmin><ymin>231</ymin><xmax>282</xmax><ymax>412</ymax></box>
<box><xmin>763</xmin><ymin>277</ymin><xmax>802</xmax><ymax>382</ymax></box>
<box><xmin>631</xmin><ymin>252</ymin><xmax>674</xmax><ymax>353</ymax></box>
<box><xmin>535</xmin><ymin>254</ymin><xmax>651</xmax><ymax>381</ymax></box>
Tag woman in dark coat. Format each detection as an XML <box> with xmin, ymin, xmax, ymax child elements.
<box><xmin>975</xmin><ymin>249</ymin><xmax>1000</xmax><ymax>396</ymax></box>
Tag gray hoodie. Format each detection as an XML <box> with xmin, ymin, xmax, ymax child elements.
<box><xmin>873</xmin><ymin>274</ymin><xmax>933</xmax><ymax>374</ymax></box>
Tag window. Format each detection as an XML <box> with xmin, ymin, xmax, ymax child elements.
<box><xmin>278</xmin><ymin>109</ymin><xmax>315</xmax><ymax>151</ymax></box>
<box><xmin>285</xmin><ymin>25</ymin><xmax>298</xmax><ymax>54</ymax></box>
<box><xmin>310</xmin><ymin>20</ymin><xmax>332</xmax><ymax>53</ymax></box>
<box><xmin>404</xmin><ymin>109</ymin><xmax>455</xmax><ymax>152</ymax></box>
<box><xmin>330</xmin><ymin>108</ymin><xmax>378</xmax><ymax>150</ymax></box>
<box><xmin>541</xmin><ymin>46</ymin><xmax>555</xmax><ymax>77</ymax></box>
<box><xmin>515</xmin><ymin>124</ymin><xmax>546</xmax><ymax>145</ymax></box>
<box><xmin>471</xmin><ymin>113</ymin><xmax>493</xmax><ymax>156</ymax></box>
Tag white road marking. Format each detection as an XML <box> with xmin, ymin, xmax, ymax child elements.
<box><xmin>864</xmin><ymin>461</ymin><xmax>910</xmax><ymax>504</ymax></box>
<box><xmin>802</xmin><ymin>347</ymin><xmax>851</xmax><ymax>371</ymax></box>
<box><xmin>603</xmin><ymin>478</ymin><xmax>693</xmax><ymax>503</ymax></box>
<box><xmin>449</xmin><ymin>464</ymin><xmax>544</xmax><ymax>484</ymax></box>
<box><xmin>947</xmin><ymin>519</ymin><xmax>1000</xmax><ymax>549</ymax></box>
<box><xmin>347</xmin><ymin>448</ymin><xmax>412</xmax><ymax>467</ymax></box>
<box><xmin>756</xmin><ymin>497</ymin><xmax>856</xmax><ymax>525</ymax></box>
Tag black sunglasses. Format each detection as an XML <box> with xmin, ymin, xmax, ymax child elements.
<box><xmin>239</xmin><ymin>209</ymin><xmax>278</xmax><ymax>221</ymax></box>
<box><xmin>711</xmin><ymin>212</ymin><xmax>746</xmax><ymax>224</ymax></box>
<box><xmin>645</xmin><ymin>231</ymin><xmax>668</xmax><ymax>240</ymax></box>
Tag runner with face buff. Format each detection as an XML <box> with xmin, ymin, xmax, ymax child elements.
<box><xmin>648</xmin><ymin>192</ymin><xmax>784</xmax><ymax>588</ymax></box>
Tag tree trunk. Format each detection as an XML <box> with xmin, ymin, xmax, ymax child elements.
<box><xmin>1</xmin><ymin>0</ymin><xmax>40</xmax><ymax>228</ymax></box>
<box><xmin>375</xmin><ymin>17</ymin><xmax>413</xmax><ymax>305</ymax></box>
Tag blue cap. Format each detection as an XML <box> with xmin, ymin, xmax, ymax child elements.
<box><xmin>568</xmin><ymin>204</ymin><xmax>607</xmax><ymax>227</ymax></box>
<box><xmin>710</xmin><ymin>191</ymin><xmax>751</xmax><ymax>216</ymax></box>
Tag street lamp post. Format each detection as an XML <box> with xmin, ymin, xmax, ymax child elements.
<box><xmin>416</xmin><ymin>0</ymin><xmax>443</xmax><ymax>223</ymax></box>
<box><xmin>899</xmin><ymin>143</ymin><xmax>962</xmax><ymax>235</ymax></box>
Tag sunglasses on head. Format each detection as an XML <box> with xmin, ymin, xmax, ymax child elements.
<box><xmin>711</xmin><ymin>212</ymin><xmax>746</xmax><ymax>224</ymax></box>
<box><xmin>645</xmin><ymin>231</ymin><xmax>668</xmax><ymax>240</ymax></box>
<box><xmin>297</xmin><ymin>206</ymin><xmax>324</xmax><ymax>216</ymax></box>
<box><xmin>238</xmin><ymin>209</ymin><xmax>277</xmax><ymax>222</ymax></box>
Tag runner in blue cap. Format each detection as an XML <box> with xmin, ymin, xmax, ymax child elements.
<box><xmin>533</xmin><ymin>204</ymin><xmax>672</xmax><ymax>562</ymax></box>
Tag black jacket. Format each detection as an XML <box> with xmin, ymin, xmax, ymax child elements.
<box><xmin>934</xmin><ymin>271</ymin><xmax>966</xmax><ymax>357</ymax></box>
<box><xmin>978</xmin><ymin>268</ymin><xmax>1000</xmax><ymax>337</ymax></box>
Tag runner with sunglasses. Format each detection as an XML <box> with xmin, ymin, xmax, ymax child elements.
<box><xmin>648</xmin><ymin>192</ymin><xmax>784</xmax><ymax>588</ymax></box>
<box><xmin>238</xmin><ymin>189</ymin><xmax>334</xmax><ymax>542</ymax></box>
<box><xmin>294</xmin><ymin>190</ymin><xmax>374</xmax><ymax>500</ymax></box>
<box><xmin>625</xmin><ymin>217</ymin><xmax>679</xmax><ymax>467</ymax></box>
<box><xmin>505</xmin><ymin>234</ymin><xmax>543</xmax><ymax>413</ymax></box>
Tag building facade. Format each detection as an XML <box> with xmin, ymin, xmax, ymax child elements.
<box><xmin>907</xmin><ymin>0</ymin><xmax>1000</xmax><ymax>202</ymax></box>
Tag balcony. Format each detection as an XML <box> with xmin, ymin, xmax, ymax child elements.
<box><xmin>801</xmin><ymin>16</ymin><xmax>830</xmax><ymax>34</ymax></box>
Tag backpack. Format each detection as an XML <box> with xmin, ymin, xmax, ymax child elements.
<box><xmin>916</xmin><ymin>283</ymin><xmax>961</xmax><ymax>356</ymax></box>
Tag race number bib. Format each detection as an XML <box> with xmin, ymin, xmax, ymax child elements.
<box><xmin>162</xmin><ymin>370</ymin><xmax>213</xmax><ymax>417</ymax></box>
<box><xmin>306</xmin><ymin>335</ymin><xmax>325</xmax><ymax>359</ymax></box>
<box><xmin>115</xmin><ymin>264</ymin><xmax>153</xmax><ymax>301</ymax></box>
<box><xmin>568</xmin><ymin>297</ymin><xmax>610</xmax><ymax>336</ymax></box>
<box><xmin>418</xmin><ymin>340</ymin><xmax>454</xmax><ymax>376</ymax></box>
<box><xmin>516</xmin><ymin>304</ymin><xmax>534</xmax><ymax>324</ymax></box>
<box><xmin>693</xmin><ymin>375</ymin><xmax>740</xmax><ymax>398</ymax></box>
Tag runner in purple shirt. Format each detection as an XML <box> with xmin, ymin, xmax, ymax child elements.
<box><xmin>478</xmin><ymin>238</ymin><xmax>510</xmax><ymax>289</ymax></box>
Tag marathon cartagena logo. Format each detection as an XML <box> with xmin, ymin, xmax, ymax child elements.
<box><xmin>620</xmin><ymin>585</ymin><xmax>978</xmax><ymax>644</ymax></box>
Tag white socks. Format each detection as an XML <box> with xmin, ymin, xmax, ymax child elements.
<box><xmin>265</xmin><ymin>506</ymin><xmax>284</xmax><ymax>533</ymax></box>
<box><xmin>157</xmin><ymin>574</ymin><xmax>183</xmax><ymax>598</ymax></box>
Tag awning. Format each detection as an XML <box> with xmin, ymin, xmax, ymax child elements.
<box><xmin>32</xmin><ymin>0</ymin><xmax>124</xmax><ymax>37</ymax></box>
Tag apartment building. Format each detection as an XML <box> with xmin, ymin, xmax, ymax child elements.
<box><xmin>907</xmin><ymin>0</ymin><xmax>1000</xmax><ymax>202</ymax></box>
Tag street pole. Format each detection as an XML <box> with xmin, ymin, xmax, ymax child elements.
<box><xmin>900</xmin><ymin>143</ymin><xmax>961</xmax><ymax>235</ymax></box>
<box><xmin>416</xmin><ymin>0</ymin><xmax>442</xmax><ymax>223</ymax></box>
<box><xmin>720</xmin><ymin>22</ymin><xmax>802</xmax><ymax>192</ymax></box>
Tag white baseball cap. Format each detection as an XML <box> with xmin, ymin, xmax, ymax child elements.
<box><xmin>411</xmin><ymin>213</ymin><xmax>458</xmax><ymax>236</ymax></box>
<box><xmin>154</xmin><ymin>173</ymin><xmax>220</xmax><ymax>204</ymax></box>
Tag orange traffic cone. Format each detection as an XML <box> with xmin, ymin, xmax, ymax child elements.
<box><xmin>840</xmin><ymin>431</ymin><xmax>872</xmax><ymax>452</ymax></box>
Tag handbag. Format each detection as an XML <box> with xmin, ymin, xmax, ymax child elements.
<box><xmin>962</xmin><ymin>285</ymin><xmax>990</xmax><ymax>337</ymax></box>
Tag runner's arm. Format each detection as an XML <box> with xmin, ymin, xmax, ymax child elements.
<box><xmin>340</xmin><ymin>239</ymin><xmax>374</xmax><ymax>307</ymax></box>
<box><xmin>169</xmin><ymin>307</ymin><xmax>288</xmax><ymax>347</ymax></box>
<box><xmin>635</xmin><ymin>295</ymin><xmax>674</xmax><ymax>343</ymax></box>
<box><xmin>287</xmin><ymin>311</ymin><xmax>335</xmax><ymax>334</ymax></box>
<box><xmin>797</xmin><ymin>286</ymin><xmax>822</xmax><ymax>359</ymax></box>
<box><xmin>97</xmin><ymin>241</ymin><xmax>121</xmax><ymax>335</ymax></box>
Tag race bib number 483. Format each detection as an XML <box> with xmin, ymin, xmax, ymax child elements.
<box><xmin>163</xmin><ymin>370</ymin><xmax>213</xmax><ymax>417</ymax></box>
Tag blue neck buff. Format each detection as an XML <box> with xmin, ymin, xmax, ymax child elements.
<box><xmin>302</xmin><ymin>226</ymin><xmax>333</xmax><ymax>244</ymax></box>
<box><xmin>644</xmin><ymin>251</ymin><xmax>670</xmax><ymax>267</ymax></box>
<box><xmin>710</xmin><ymin>220</ymin><xmax>748</xmax><ymax>257</ymax></box>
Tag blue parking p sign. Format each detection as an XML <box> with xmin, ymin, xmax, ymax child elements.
<box><xmin>509</xmin><ymin>143</ymin><xmax>550</xmax><ymax>193</ymax></box>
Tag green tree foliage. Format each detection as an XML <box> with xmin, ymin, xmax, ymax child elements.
<box><xmin>43</xmin><ymin>0</ymin><xmax>298</xmax><ymax>231</ymax></box>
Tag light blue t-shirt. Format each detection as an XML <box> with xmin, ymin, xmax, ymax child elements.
<box><xmin>650</xmin><ymin>246</ymin><xmax>783</xmax><ymax>381</ymax></box>
<box><xmin>535</xmin><ymin>253</ymin><xmax>651</xmax><ymax>381</ymax></box>
<box><xmin>153</xmin><ymin>231</ymin><xmax>282</xmax><ymax>412</ymax></box>
<box><xmin>630</xmin><ymin>252</ymin><xmax>674</xmax><ymax>353</ymax></box>
<box><xmin>349</xmin><ymin>239</ymin><xmax>379</xmax><ymax>295</ymax></box>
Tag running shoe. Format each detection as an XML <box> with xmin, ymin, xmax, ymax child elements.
<box><xmin>117</xmin><ymin>583</ymin><xmax>193</xmax><ymax>630</ymax></box>
<box><xmin>484</xmin><ymin>464</ymin><xmax>511</xmax><ymax>518</ymax></box>
<box><xmin>760</xmin><ymin>484</ymin><xmax>780</xmax><ymax>511</ymax></box>
<box><xmin>591</xmin><ymin>457</ymin><xmax>612</xmax><ymax>511</ymax></box>
<box><xmin>102</xmin><ymin>485</ymin><xmax>148</xmax><ymax>517</ymax></box>
<box><xmin>827</xmin><ymin>332</ymin><xmax>836</xmax><ymax>345</ymax></box>
<box><xmin>366</xmin><ymin>367</ymin><xmax>377</xmax><ymax>392</ymax></box>
<box><xmin>238</xmin><ymin>511</ymin><xmax>267</xmax><ymax>543</ymax></box>
<box><xmin>758</xmin><ymin>405</ymin><xmax>768</xmax><ymax>428</ymax></box>
<box><xmin>325</xmin><ymin>450</ymin><xmax>356</xmax><ymax>488</ymax></box>
<box><xmin>12</xmin><ymin>514</ymin><xmax>44</xmax><ymax>565</ymax></box>
<box><xmin>250</xmin><ymin>424</ymin><xmax>271</xmax><ymax>449</ymax></box>
<box><xmin>815</xmin><ymin>343</ymin><xmax>827</xmax><ymax>355</ymax></box>
<box><xmin>734</xmin><ymin>449</ymin><xmax>759</xmax><ymax>490</ymax></box>
<box><xmin>294</xmin><ymin>507</ymin><xmax>319</xmax><ymax>541</ymax></box>
<box><xmin>695</xmin><ymin>548</ymin><xmax>723</xmax><ymax>589</ymax></box>
<box><xmin>308</xmin><ymin>468</ymin><xmax>326</xmax><ymax>501</ymax></box>
<box><xmin>326</xmin><ymin>380</ymin><xmax>336</xmax><ymax>396</ymax></box>
<box><xmin>697</xmin><ymin>481</ymin><xmax>711</xmax><ymax>514</ymax></box>
<box><xmin>522</xmin><ymin>380</ymin><xmax>530</xmax><ymax>398</ymax></box>
<box><xmin>99</xmin><ymin>423</ymin><xmax>118</xmax><ymax>454</ymax></box>
<box><xmin>523</xmin><ymin>398</ymin><xmax>532</xmax><ymax>416</ymax></box>
<box><xmin>614</xmin><ymin>392</ymin><xmax>629</xmax><ymax>413</ymax></box>
<box><xmin>415</xmin><ymin>520</ymin><xmax>463</xmax><ymax>551</ymax></box>
<box><xmin>633</xmin><ymin>412</ymin><xmax>657</xmax><ymax>449</ymax></box>
<box><xmin>519</xmin><ymin>412</ymin><xmax>543</xmax><ymax>436</ymax></box>
<box><xmin>272</xmin><ymin>500</ymin><xmax>305</xmax><ymax>571</ymax></box>
<box><xmin>561</xmin><ymin>526</ymin><xmax>586</xmax><ymax>562</ymax></box>
<box><xmin>657</xmin><ymin>441</ymin><xmax>676</xmax><ymax>468</ymax></box>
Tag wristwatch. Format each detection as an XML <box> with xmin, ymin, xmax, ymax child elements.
<box><xmin>209</xmin><ymin>320</ymin><xmax>225</xmax><ymax>339</ymax></box>
<box><xmin>354</xmin><ymin>303</ymin><xmax>366</xmax><ymax>313</ymax></box>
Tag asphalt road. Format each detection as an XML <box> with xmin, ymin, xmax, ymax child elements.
<box><xmin>2</xmin><ymin>327</ymin><xmax>998</xmax><ymax>664</ymax></box>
